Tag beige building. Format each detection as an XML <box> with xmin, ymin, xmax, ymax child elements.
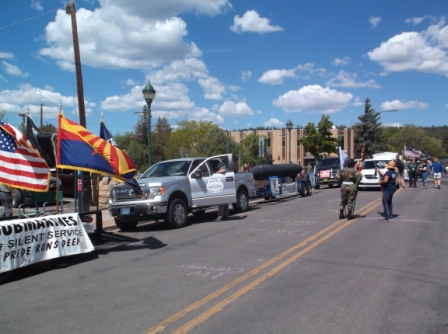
<box><xmin>228</xmin><ymin>128</ymin><xmax>354</xmax><ymax>167</ymax></box>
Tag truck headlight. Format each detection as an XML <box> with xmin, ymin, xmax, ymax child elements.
<box><xmin>149</xmin><ymin>186</ymin><xmax>166</xmax><ymax>197</ymax></box>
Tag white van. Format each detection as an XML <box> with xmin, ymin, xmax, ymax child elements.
<box><xmin>358</xmin><ymin>152</ymin><xmax>398</xmax><ymax>190</ymax></box>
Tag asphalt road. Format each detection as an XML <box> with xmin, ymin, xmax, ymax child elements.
<box><xmin>1</xmin><ymin>177</ymin><xmax>447</xmax><ymax>334</ymax></box>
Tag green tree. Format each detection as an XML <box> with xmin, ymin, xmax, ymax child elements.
<box><xmin>152</xmin><ymin>117</ymin><xmax>172</xmax><ymax>164</ymax></box>
<box><xmin>165</xmin><ymin>120</ymin><xmax>237</xmax><ymax>159</ymax></box>
<box><xmin>240</xmin><ymin>133</ymin><xmax>263</xmax><ymax>166</ymax></box>
<box><xmin>134</xmin><ymin>104</ymin><xmax>149</xmax><ymax>147</ymax></box>
<box><xmin>126</xmin><ymin>139</ymin><xmax>147</xmax><ymax>171</ymax></box>
<box><xmin>41</xmin><ymin>122</ymin><xmax>57</xmax><ymax>134</ymax></box>
<box><xmin>299</xmin><ymin>115</ymin><xmax>338</xmax><ymax>162</ymax></box>
<box><xmin>353</xmin><ymin>98</ymin><xmax>382</xmax><ymax>158</ymax></box>
<box><xmin>0</xmin><ymin>107</ymin><xmax>6</xmax><ymax>121</ymax></box>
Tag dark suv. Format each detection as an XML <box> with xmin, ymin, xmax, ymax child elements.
<box><xmin>314</xmin><ymin>157</ymin><xmax>341</xmax><ymax>189</ymax></box>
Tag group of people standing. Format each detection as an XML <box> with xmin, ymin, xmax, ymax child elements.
<box><xmin>338</xmin><ymin>156</ymin><xmax>443</xmax><ymax>222</ymax></box>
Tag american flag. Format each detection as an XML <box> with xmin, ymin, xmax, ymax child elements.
<box><xmin>405</xmin><ymin>146</ymin><xmax>422</xmax><ymax>158</ymax></box>
<box><xmin>0</xmin><ymin>121</ymin><xmax>50</xmax><ymax>192</ymax></box>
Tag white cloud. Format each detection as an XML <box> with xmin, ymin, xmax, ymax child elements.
<box><xmin>187</xmin><ymin>107</ymin><xmax>224</xmax><ymax>124</ymax></box>
<box><xmin>2</xmin><ymin>62</ymin><xmax>29</xmax><ymax>77</ymax></box>
<box><xmin>149</xmin><ymin>58</ymin><xmax>209</xmax><ymax>84</ymax></box>
<box><xmin>0</xmin><ymin>83</ymin><xmax>92</xmax><ymax>118</ymax></box>
<box><xmin>258</xmin><ymin>69</ymin><xmax>297</xmax><ymax>85</ymax></box>
<box><xmin>0</xmin><ymin>52</ymin><xmax>14</xmax><ymax>59</ymax></box>
<box><xmin>353</xmin><ymin>97</ymin><xmax>363</xmax><ymax>106</ymax></box>
<box><xmin>31</xmin><ymin>0</ymin><xmax>43</xmax><ymax>11</ymax></box>
<box><xmin>198</xmin><ymin>77</ymin><xmax>226</xmax><ymax>100</ymax></box>
<box><xmin>264</xmin><ymin>118</ymin><xmax>284</xmax><ymax>127</ymax></box>
<box><xmin>99</xmin><ymin>0</ymin><xmax>231</xmax><ymax>19</ymax></box>
<box><xmin>273</xmin><ymin>85</ymin><xmax>353</xmax><ymax>113</ymax></box>
<box><xmin>380</xmin><ymin>99</ymin><xmax>429</xmax><ymax>110</ymax></box>
<box><xmin>40</xmin><ymin>6</ymin><xmax>201</xmax><ymax>71</ymax></box>
<box><xmin>405</xmin><ymin>16</ymin><xmax>435</xmax><ymax>26</ymax></box>
<box><xmin>368</xmin><ymin>21</ymin><xmax>448</xmax><ymax>75</ymax></box>
<box><xmin>332</xmin><ymin>57</ymin><xmax>350</xmax><ymax>66</ymax></box>
<box><xmin>240</xmin><ymin>70</ymin><xmax>252</xmax><ymax>82</ymax></box>
<box><xmin>218</xmin><ymin>101</ymin><xmax>254</xmax><ymax>116</ymax></box>
<box><xmin>125</xmin><ymin>79</ymin><xmax>138</xmax><ymax>86</ymax></box>
<box><xmin>370</xmin><ymin>16</ymin><xmax>381</xmax><ymax>28</ymax></box>
<box><xmin>326</xmin><ymin>70</ymin><xmax>381</xmax><ymax>88</ymax></box>
<box><xmin>230</xmin><ymin>10</ymin><xmax>284</xmax><ymax>34</ymax></box>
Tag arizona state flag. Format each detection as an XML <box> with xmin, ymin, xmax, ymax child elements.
<box><xmin>57</xmin><ymin>113</ymin><xmax>137</xmax><ymax>180</ymax></box>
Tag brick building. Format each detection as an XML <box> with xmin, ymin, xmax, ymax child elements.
<box><xmin>228</xmin><ymin>127</ymin><xmax>354</xmax><ymax>167</ymax></box>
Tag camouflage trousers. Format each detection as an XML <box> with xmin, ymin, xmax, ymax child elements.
<box><xmin>340</xmin><ymin>184</ymin><xmax>357</xmax><ymax>211</ymax></box>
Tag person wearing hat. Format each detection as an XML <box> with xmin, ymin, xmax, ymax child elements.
<box><xmin>337</xmin><ymin>159</ymin><xmax>362</xmax><ymax>220</ymax></box>
<box><xmin>377</xmin><ymin>160</ymin><xmax>398</xmax><ymax>220</ymax></box>
<box><xmin>214</xmin><ymin>161</ymin><xmax>229</xmax><ymax>222</ymax></box>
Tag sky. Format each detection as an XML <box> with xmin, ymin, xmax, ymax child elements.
<box><xmin>0</xmin><ymin>0</ymin><xmax>447</xmax><ymax>136</ymax></box>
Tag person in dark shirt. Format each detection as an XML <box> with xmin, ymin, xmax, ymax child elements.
<box><xmin>377</xmin><ymin>160</ymin><xmax>398</xmax><ymax>220</ymax></box>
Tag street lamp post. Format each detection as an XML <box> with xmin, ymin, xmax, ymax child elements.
<box><xmin>142</xmin><ymin>80</ymin><xmax>156</xmax><ymax>167</ymax></box>
<box><xmin>286</xmin><ymin>119</ymin><xmax>293</xmax><ymax>163</ymax></box>
<box><xmin>374</xmin><ymin>110</ymin><xmax>398</xmax><ymax>154</ymax></box>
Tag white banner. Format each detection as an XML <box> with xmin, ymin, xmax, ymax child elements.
<box><xmin>281</xmin><ymin>182</ymin><xmax>298</xmax><ymax>197</ymax></box>
<box><xmin>0</xmin><ymin>213</ymin><xmax>95</xmax><ymax>273</ymax></box>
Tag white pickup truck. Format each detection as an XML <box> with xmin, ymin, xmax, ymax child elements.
<box><xmin>108</xmin><ymin>154</ymin><xmax>255</xmax><ymax>230</ymax></box>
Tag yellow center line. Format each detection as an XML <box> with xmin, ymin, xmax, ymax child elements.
<box><xmin>146</xmin><ymin>198</ymin><xmax>382</xmax><ymax>334</ymax></box>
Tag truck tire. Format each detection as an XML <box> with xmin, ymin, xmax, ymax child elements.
<box><xmin>306</xmin><ymin>182</ymin><xmax>313</xmax><ymax>196</ymax></box>
<box><xmin>12</xmin><ymin>189</ymin><xmax>22</xmax><ymax>208</ymax></box>
<box><xmin>165</xmin><ymin>198</ymin><xmax>187</xmax><ymax>229</ymax></box>
<box><xmin>300</xmin><ymin>182</ymin><xmax>307</xmax><ymax>197</ymax></box>
<box><xmin>233</xmin><ymin>190</ymin><xmax>249</xmax><ymax>213</ymax></box>
<box><xmin>114</xmin><ymin>217</ymin><xmax>138</xmax><ymax>231</ymax></box>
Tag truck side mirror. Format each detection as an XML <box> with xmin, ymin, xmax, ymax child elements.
<box><xmin>191</xmin><ymin>170</ymin><xmax>202</xmax><ymax>179</ymax></box>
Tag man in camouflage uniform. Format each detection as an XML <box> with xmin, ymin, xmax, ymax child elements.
<box><xmin>337</xmin><ymin>159</ymin><xmax>362</xmax><ymax>220</ymax></box>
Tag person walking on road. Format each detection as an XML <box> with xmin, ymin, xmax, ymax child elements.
<box><xmin>214</xmin><ymin>161</ymin><xmax>229</xmax><ymax>222</ymax></box>
<box><xmin>337</xmin><ymin>159</ymin><xmax>362</xmax><ymax>220</ymax></box>
<box><xmin>406</xmin><ymin>159</ymin><xmax>418</xmax><ymax>187</ymax></box>
<box><xmin>431</xmin><ymin>158</ymin><xmax>443</xmax><ymax>189</ymax></box>
<box><xmin>395</xmin><ymin>155</ymin><xmax>405</xmax><ymax>189</ymax></box>
<box><xmin>0</xmin><ymin>183</ymin><xmax>13</xmax><ymax>219</ymax></box>
<box><xmin>419</xmin><ymin>159</ymin><xmax>428</xmax><ymax>189</ymax></box>
<box><xmin>377</xmin><ymin>160</ymin><xmax>398</xmax><ymax>220</ymax></box>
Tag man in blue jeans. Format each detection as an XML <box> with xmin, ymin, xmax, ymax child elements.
<box><xmin>0</xmin><ymin>184</ymin><xmax>13</xmax><ymax>219</ymax></box>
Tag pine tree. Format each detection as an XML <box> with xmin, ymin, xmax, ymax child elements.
<box><xmin>353</xmin><ymin>98</ymin><xmax>382</xmax><ymax>158</ymax></box>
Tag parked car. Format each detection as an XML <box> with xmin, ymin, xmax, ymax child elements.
<box><xmin>358</xmin><ymin>152</ymin><xmax>398</xmax><ymax>190</ymax></box>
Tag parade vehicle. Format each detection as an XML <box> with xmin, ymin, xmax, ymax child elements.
<box><xmin>250</xmin><ymin>164</ymin><xmax>315</xmax><ymax>200</ymax></box>
<box><xmin>358</xmin><ymin>152</ymin><xmax>398</xmax><ymax>190</ymax></box>
<box><xmin>314</xmin><ymin>157</ymin><xmax>341</xmax><ymax>189</ymax></box>
<box><xmin>108</xmin><ymin>154</ymin><xmax>256</xmax><ymax>230</ymax></box>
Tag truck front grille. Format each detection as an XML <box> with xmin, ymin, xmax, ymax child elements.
<box><xmin>112</xmin><ymin>185</ymin><xmax>147</xmax><ymax>202</ymax></box>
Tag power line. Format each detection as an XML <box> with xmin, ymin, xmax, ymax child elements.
<box><xmin>0</xmin><ymin>7</ymin><xmax>64</xmax><ymax>31</ymax></box>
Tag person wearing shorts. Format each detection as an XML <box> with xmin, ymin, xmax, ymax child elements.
<box><xmin>432</xmin><ymin>158</ymin><xmax>443</xmax><ymax>189</ymax></box>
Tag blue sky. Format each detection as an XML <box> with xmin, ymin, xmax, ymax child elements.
<box><xmin>0</xmin><ymin>0</ymin><xmax>447</xmax><ymax>135</ymax></box>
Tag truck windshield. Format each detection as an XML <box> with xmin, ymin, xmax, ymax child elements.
<box><xmin>317</xmin><ymin>158</ymin><xmax>339</xmax><ymax>167</ymax></box>
<box><xmin>140</xmin><ymin>161</ymin><xmax>192</xmax><ymax>178</ymax></box>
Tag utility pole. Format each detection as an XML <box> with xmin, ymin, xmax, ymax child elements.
<box><xmin>40</xmin><ymin>103</ymin><xmax>43</xmax><ymax>130</ymax></box>
<box><xmin>66</xmin><ymin>0</ymin><xmax>86</xmax><ymax>127</ymax></box>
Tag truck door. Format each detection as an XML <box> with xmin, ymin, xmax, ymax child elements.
<box><xmin>189</xmin><ymin>156</ymin><xmax>236</xmax><ymax>208</ymax></box>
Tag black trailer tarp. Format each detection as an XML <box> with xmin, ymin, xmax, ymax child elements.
<box><xmin>250</xmin><ymin>164</ymin><xmax>302</xmax><ymax>180</ymax></box>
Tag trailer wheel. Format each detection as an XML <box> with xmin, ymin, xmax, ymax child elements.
<box><xmin>165</xmin><ymin>198</ymin><xmax>187</xmax><ymax>229</ymax></box>
<box><xmin>315</xmin><ymin>184</ymin><xmax>320</xmax><ymax>189</ymax></box>
<box><xmin>12</xmin><ymin>189</ymin><xmax>22</xmax><ymax>208</ymax></box>
<box><xmin>114</xmin><ymin>217</ymin><xmax>138</xmax><ymax>231</ymax></box>
<box><xmin>306</xmin><ymin>182</ymin><xmax>313</xmax><ymax>196</ymax></box>
<box><xmin>300</xmin><ymin>182</ymin><xmax>307</xmax><ymax>197</ymax></box>
<box><xmin>233</xmin><ymin>190</ymin><xmax>249</xmax><ymax>213</ymax></box>
<box><xmin>329</xmin><ymin>184</ymin><xmax>334</xmax><ymax>188</ymax></box>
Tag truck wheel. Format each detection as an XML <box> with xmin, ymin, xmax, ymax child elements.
<box><xmin>233</xmin><ymin>190</ymin><xmax>249</xmax><ymax>213</ymax></box>
<box><xmin>114</xmin><ymin>217</ymin><xmax>138</xmax><ymax>231</ymax></box>
<box><xmin>306</xmin><ymin>183</ymin><xmax>313</xmax><ymax>196</ymax></box>
<box><xmin>12</xmin><ymin>189</ymin><xmax>22</xmax><ymax>208</ymax></box>
<box><xmin>165</xmin><ymin>198</ymin><xmax>187</xmax><ymax>229</ymax></box>
<box><xmin>300</xmin><ymin>183</ymin><xmax>307</xmax><ymax>197</ymax></box>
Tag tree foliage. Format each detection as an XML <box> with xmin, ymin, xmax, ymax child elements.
<box><xmin>353</xmin><ymin>98</ymin><xmax>384</xmax><ymax>158</ymax></box>
<box><xmin>240</xmin><ymin>133</ymin><xmax>264</xmax><ymax>166</ymax></box>
<box><xmin>152</xmin><ymin>116</ymin><xmax>172</xmax><ymax>164</ymax></box>
<box><xmin>0</xmin><ymin>107</ymin><xmax>6</xmax><ymax>122</ymax></box>
<box><xmin>299</xmin><ymin>115</ymin><xmax>338</xmax><ymax>161</ymax></box>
